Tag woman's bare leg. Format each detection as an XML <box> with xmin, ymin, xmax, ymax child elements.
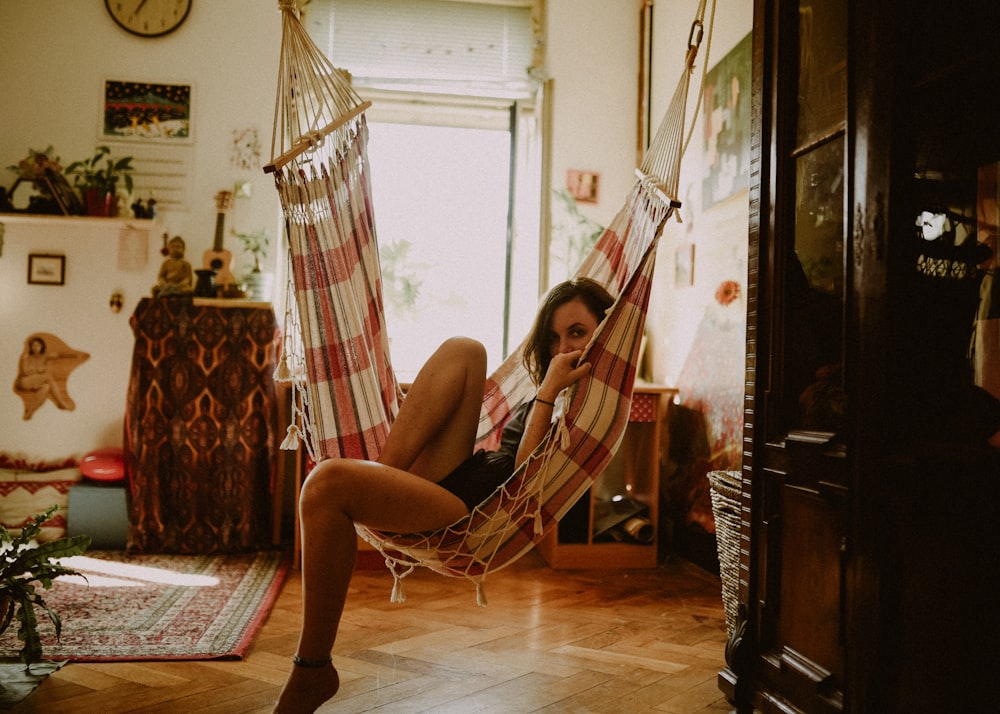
<box><xmin>273</xmin><ymin>454</ymin><xmax>469</xmax><ymax>713</ymax></box>
<box><xmin>273</xmin><ymin>337</ymin><xmax>485</xmax><ymax>712</ymax></box>
<box><xmin>378</xmin><ymin>336</ymin><xmax>487</xmax><ymax>480</ymax></box>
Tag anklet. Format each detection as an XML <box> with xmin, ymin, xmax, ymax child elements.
<box><xmin>293</xmin><ymin>654</ymin><xmax>332</xmax><ymax>668</ymax></box>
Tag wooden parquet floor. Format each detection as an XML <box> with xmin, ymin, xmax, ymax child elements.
<box><xmin>10</xmin><ymin>552</ymin><xmax>733</xmax><ymax>713</ymax></box>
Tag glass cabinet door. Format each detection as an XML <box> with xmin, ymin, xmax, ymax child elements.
<box><xmin>785</xmin><ymin>136</ymin><xmax>845</xmax><ymax>433</ymax></box>
<box><xmin>779</xmin><ymin>0</ymin><xmax>847</xmax><ymax>436</ymax></box>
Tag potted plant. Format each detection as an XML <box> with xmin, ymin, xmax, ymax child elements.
<box><xmin>64</xmin><ymin>146</ymin><xmax>135</xmax><ymax>217</ymax></box>
<box><xmin>7</xmin><ymin>146</ymin><xmax>62</xmax><ymax>183</ymax></box>
<box><xmin>3</xmin><ymin>146</ymin><xmax>71</xmax><ymax>215</ymax></box>
<box><xmin>232</xmin><ymin>227</ymin><xmax>273</xmax><ymax>300</ymax></box>
<box><xmin>0</xmin><ymin>506</ymin><xmax>91</xmax><ymax>666</ymax></box>
<box><xmin>550</xmin><ymin>188</ymin><xmax>605</xmax><ymax>278</ymax></box>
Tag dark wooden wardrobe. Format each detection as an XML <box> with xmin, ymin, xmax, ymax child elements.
<box><xmin>720</xmin><ymin>0</ymin><xmax>1000</xmax><ymax>711</ymax></box>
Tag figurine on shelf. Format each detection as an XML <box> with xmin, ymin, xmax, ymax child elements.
<box><xmin>152</xmin><ymin>235</ymin><xmax>194</xmax><ymax>297</ymax></box>
<box><xmin>131</xmin><ymin>197</ymin><xmax>157</xmax><ymax>219</ymax></box>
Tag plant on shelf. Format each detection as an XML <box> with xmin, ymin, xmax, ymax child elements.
<box><xmin>2</xmin><ymin>147</ymin><xmax>68</xmax><ymax>215</ymax></box>
<box><xmin>65</xmin><ymin>145</ymin><xmax>135</xmax><ymax>217</ymax></box>
<box><xmin>7</xmin><ymin>146</ymin><xmax>63</xmax><ymax>181</ymax></box>
<box><xmin>232</xmin><ymin>227</ymin><xmax>274</xmax><ymax>300</ymax></box>
<box><xmin>232</xmin><ymin>227</ymin><xmax>272</xmax><ymax>273</ymax></box>
<box><xmin>0</xmin><ymin>506</ymin><xmax>91</xmax><ymax>666</ymax></box>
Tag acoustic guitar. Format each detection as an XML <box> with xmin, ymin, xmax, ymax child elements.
<box><xmin>202</xmin><ymin>190</ymin><xmax>236</xmax><ymax>291</ymax></box>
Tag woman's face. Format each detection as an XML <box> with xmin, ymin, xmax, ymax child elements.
<box><xmin>548</xmin><ymin>297</ymin><xmax>599</xmax><ymax>357</ymax></box>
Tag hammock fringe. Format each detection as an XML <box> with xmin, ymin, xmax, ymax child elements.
<box><xmin>387</xmin><ymin>560</ymin><xmax>416</xmax><ymax>604</ymax></box>
<box><xmin>274</xmin><ymin>356</ymin><xmax>293</xmax><ymax>382</ymax></box>
<box><xmin>280</xmin><ymin>424</ymin><xmax>301</xmax><ymax>451</ymax></box>
<box><xmin>390</xmin><ymin>575</ymin><xmax>406</xmax><ymax>604</ymax></box>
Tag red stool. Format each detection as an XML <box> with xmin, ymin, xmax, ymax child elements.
<box><xmin>79</xmin><ymin>447</ymin><xmax>125</xmax><ymax>482</ymax></box>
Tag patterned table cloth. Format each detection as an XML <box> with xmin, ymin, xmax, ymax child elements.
<box><xmin>125</xmin><ymin>297</ymin><xmax>279</xmax><ymax>553</ymax></box>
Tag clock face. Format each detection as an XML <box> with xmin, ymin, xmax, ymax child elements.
<box><xmin>105</xmin><ymin>0</ymin><xmax>193</xmax><ymax>38</ymax></box>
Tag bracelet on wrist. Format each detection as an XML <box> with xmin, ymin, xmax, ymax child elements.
<box><xmin>535</xmin><ymin>396</ymin><xmax>556</xmax><ymax>407</ymax></box>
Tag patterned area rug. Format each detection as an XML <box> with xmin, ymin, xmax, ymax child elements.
<box><xmin>0</xmin><ymin>550</ymin><xmax>289</xmax><ymax>662</ymax></box>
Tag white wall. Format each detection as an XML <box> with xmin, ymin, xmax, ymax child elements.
<box><xmin>0</xmin><ymin>0</ymin><xmax>283</xmax><ymax>462</ymax></box>
<box><xmin>546</xmin><ymin>0</ymin><xmax>753</xmax><ymax>387</ymax></box>
<box><xmin>0</xmin><ymin>0</ymin><xmax>283</xmax><ymax>249</ymax></box>
<box><xmin>646</xmin><ymin>0</ymin><xmax>754</xmax><ymax>385</ymax></box>
<box><xmin>546</xmin><ymin>0</ymin><xmax>640</xmax><ymax>225</ymax></box>
<box><xmin>1</xmin><ymin>216</ymin><xmax>157</xmax><ymax>459</ymax></box>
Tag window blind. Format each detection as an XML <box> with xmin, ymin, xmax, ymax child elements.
<box><xmin>303</xmin><ymin>0</ymin><xmax>539</xmax><ymax>98</ymax></box>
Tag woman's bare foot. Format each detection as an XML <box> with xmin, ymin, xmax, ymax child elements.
<box><xmin>272</xmin><ymin>661</ymin><xmax>340</xmax><ymax>713</ymax></box>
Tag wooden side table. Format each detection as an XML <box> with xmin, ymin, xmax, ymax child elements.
<box><xmin>537</xmin><ymin>382</ymin><xmax>677</xmax><ymax>569</ymax></box>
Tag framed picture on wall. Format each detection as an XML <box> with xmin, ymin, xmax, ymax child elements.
<box><xmin>27</xmin><ymin>254</ymin><xmax>66</xmax><ymax>285</ymax></box>
<box><xmin>702</xmin><ymin>33</ymin><xmax>752</xmax><ymax>210</ymax></box>
<box><xmin>566</xmin><ymin>170</ymin><xmax>600</xmax><ymax>203</ymax></box>
<box><xmin>675</xmin><ymin>243</ymin><xmax>695</xmax><ymax>287</ymax></box>
<box><xmin>102</xmin><ymin>79</ymin><xmax>192</xmax><ymax>142</ymax></box>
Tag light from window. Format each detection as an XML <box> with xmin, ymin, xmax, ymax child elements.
<box><xmin>368</xmin><ymin>121</ymin><xmax>512</xmax><ymax>379</ymax></box>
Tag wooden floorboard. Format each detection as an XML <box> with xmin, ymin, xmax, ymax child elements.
<box><xmin>9</xmin><ymin>552</ymin><xmax>734</xmax><ymax>713</ymax></box>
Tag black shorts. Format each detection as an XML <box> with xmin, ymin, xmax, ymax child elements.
<box><xmin>437</xmin><ymin>450</ymin><xmax>513</xmax><ymax>511</ymax></box>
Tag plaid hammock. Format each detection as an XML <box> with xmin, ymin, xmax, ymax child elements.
<box><xmin>267</xmin><ymin>0</ymin><xmax>708</xmax><ymax>602</ymax></box>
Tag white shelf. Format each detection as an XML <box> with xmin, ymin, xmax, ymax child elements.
<box><xmin>0</xmin><ymin>213</ymin><xmax>156</xmax><ymax>228</ymax></box>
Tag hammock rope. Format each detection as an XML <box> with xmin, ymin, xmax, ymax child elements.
<box><xmin>267</xmin><ymin>0</ymin><xmax>372</xmax><ymax>174</ymax></box>
<box><xmin>267</xmin><ymin>0</ymin><xmax>712</xmax><ymax>601</ymax></box>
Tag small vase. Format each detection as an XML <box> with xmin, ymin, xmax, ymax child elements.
<box><xmin>194</xmin><ymin>269</ymin><xmax>217</xmax><ymax>298</ymax></box>
<box><xmin>243</xmin><ymin>270</ymin><xmax>274</xmax><ymax>302</ymax></box>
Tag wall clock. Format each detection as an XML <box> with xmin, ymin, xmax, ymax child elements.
<box><xmin>105</xmin><ymin>0</ymin><xmax>193</xmax><ymax>38</ymax></box>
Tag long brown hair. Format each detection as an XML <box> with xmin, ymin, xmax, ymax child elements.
<box><xmin>522</xmin><ymin>277</ymin><xmax>615</xmax><ymax>384</ymax></box>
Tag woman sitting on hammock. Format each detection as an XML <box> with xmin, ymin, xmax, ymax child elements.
<box><xmin>274</xmin><ymin>277</ymin><xmax>615</xmax><ymax>713</ymax></box>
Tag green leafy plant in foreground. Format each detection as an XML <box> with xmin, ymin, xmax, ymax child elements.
<box><xmin>0</xmin><ymin>506</ymin><xmax>91</xmax><ymax>666</ymax></box>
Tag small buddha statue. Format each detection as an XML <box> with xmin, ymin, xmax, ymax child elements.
<box><xmin>152</xmin><ymin>235</ymin><xmax>194</xmax><ymax>296</ymax></box>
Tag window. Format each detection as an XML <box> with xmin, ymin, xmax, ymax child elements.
<box><xmin>304</xmin><ymin>0</ymin><xmax>545</xmax><ymax>378</ymax></box>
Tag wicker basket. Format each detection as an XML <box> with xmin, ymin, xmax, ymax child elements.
<box><xmin>708</xmin><ymin>469</ymin><xmax>742</xmax><ymax>636</ymax></box>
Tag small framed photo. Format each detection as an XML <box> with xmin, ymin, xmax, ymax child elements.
<box><xmin>27</xmin><ymin>254</ymin><xmax>66</xmax><ymax>286</ymax></box>
<box><xmin>675</xmin><ymin>243</ymin><xmax>695</xmax><ymax>287</ymax></box>
<box><xmin>566</xmin><ymin>169</ymin><xmax>600</xmax><ymax>203</ymax></box>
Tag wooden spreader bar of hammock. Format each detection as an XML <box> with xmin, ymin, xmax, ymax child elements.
<box><xmin>635</xmin><ymin>169</ymin><xmax>683</xmax><ymax>212</ymax></box>
<box><xmin>263</xmin><ymin>101</ymin><xmax>373</xmax><ymax>174</ymax></box>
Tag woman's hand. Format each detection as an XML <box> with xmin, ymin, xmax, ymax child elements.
<box><xmin>516</xmin><ymin>350</ymin><xmax>591</xmax><ymax>467</ymax></box>
<box><xmin>535</xmin><ymin>349</ymin><xmax>591</xmax><ymax>403</ymax></box>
